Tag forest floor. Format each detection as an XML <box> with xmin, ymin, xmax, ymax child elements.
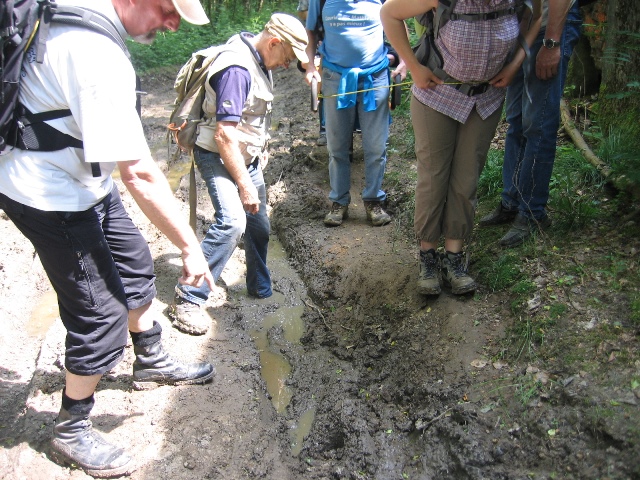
<box><xmin>0</xmin><ymin>65</ymin><xmax>638</xmax><ymax>480</ymax></box>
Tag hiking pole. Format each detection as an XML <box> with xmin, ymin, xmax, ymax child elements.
<box><xmin>189</xmin><ymin>155</ymin><xmax>197</xmax><ymax>233</ymax></box>
<box><xmin>310</xmin><ymin>77</ymin><xmax>319</xmax><ymax>112</ymax></box>
<box><xmin>390</xmin><ymin>74</ymin><xmax>402</xmax><ymax>110</ymax></box>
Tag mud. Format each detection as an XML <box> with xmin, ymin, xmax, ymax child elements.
<box><xmin>0</xmin><ymin>65</ymin><xmax>638</xmax><ymax>480</ymax></box>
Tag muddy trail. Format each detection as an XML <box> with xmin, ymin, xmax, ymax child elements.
<box><xmin>0</xmin><ymin>66</ymin><xmax>637</xmax><ymax>480</ymax></box>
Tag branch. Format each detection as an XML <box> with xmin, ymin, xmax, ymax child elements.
<box><xmin>560</xmin><ymin>99</ymin><xmax>611</xmax><ymax>178</ymax></box>
<box><xmin>560</xmin><ymin>99</ymin><xmax>640</xmax><ymax>199</ymax></box>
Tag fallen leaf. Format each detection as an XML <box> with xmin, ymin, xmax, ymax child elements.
<box><xmin>470</xmin><ymin>359</ymin><xmax>488</xmax><ymax>368</ymax></box>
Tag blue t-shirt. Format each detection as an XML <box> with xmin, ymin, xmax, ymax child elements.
<box><xmin>306</xmin><ymin>0</ymin><xmax>386</xmax><ymax>69</ymax></box>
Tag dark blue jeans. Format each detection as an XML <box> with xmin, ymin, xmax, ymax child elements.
<box><xmin>501</xmin><ymin>2</ymin><xmax>582</xmax><ymax>220</ymax></box>
<box><xmin>176</xmin><ymin>149</ymin><xmax>272</xmax><ymax>303</ymax></box>
<box><xmin>0</xmin><ymin>185</ymin><xmax>156</xmax><ymax>376</ymax></box>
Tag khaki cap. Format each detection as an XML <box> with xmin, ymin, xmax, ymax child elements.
<box><xmin>265</xmin><ymin>13</ymin><xmax>309</xmax><ymax>64</ymax></box>
<box><xmin>172</xmin><ymin>0</ymin><xmax>209</xmax><ymax>25</ymax></box>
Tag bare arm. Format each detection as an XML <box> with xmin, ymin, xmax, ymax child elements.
<box><xmin>381</xmin><ymin>0</ymin><xmax>441</xmax><ymax>90</ymax></box>
<box><xmin>536</xmin><ymin>0</ymin><xmax>571</xmax><ymax>80</ymax></box>
<box><xmin>214</xmin><ymin>120</ymin><xmax>260</xmax><ymax>215</ymax></box>
<box><xmin>304</xmin><ymin>29</ymin><xmax>321</xmax><ymax>85</ymax></box>
<box><xmin>118</xmin><ymin>157</ymin><xmax>214</xmax><ymax>289</ymax></box>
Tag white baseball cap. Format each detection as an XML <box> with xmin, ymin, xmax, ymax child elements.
<box><xmin>172</xmin><ymin>0</ymin><xmax>209</xmax><ymax>25</ymax></box>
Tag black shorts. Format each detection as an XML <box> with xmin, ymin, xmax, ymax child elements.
<box><xmin>0</xmin><ymin>184</ymin><xmax>156</xmax><ymax>375</ymax></box>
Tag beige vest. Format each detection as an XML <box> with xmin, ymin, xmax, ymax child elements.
<box><xmin>195</xmin><ymin>34</ymin><xmax>274</xmax><ymax>165</ymax></box>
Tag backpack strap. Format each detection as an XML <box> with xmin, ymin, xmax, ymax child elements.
<box><xmin>36</xmin><ymin>3</ymin><xmax>129</xmax><ymax>63</ymax></box>
<box><xmin>22</xmin><ymin>3</ymin><xmax>132</xmax><ymax>176</ymax></box>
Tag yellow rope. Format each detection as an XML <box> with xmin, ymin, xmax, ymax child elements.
<box><xmin>317</xmin><ymin>80</ymin><xmax>465</xmax><ymax>99</ymax></box>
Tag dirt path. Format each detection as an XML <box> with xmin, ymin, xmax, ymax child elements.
<box><xmin>1</xmin><ymin>66</ymin><xmax>637</xmax><ymax>480</ymax></box>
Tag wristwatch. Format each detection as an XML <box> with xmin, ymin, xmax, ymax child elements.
<box><xmin>542</xmin><ymin>38</ymin><xmax>561</xmax><ymax>49</ymax></box>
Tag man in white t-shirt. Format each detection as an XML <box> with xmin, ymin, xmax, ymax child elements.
<box><xmin>0</xmin><ymin>0</ymin><xmax>216</xmax><ymax>476</ymax></box>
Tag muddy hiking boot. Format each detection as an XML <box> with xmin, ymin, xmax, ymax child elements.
<box><xmin>417</xmin><ymin>249</ymin><xmax>441</xmax><ymax>295</ymax></box>
<box><xmin>364</xmin><ymin>201</ymin><xmax>391</xmax><ymax>226</ymax></box>
<box><xmin>324</xmin><ymin>202</ymin><xmax>349</xmax><ymax>226</ymax></box>
<box><xmin>478</xmin><ymin>202</ymin><xmax>518</xmax><ymax>227</ymax></box>
<box><xmin>441</xmin><ymin>251</ymin><xmax>477</xmax><ymax>295</ymax></box>
<box><xmin>51</xmin><ymin>408</ymin><xmax>135</xmax><ymax>478</ymax></box>
<box><xmin>500</xmin><ymin>213</ymin><xmax>552</xmax><ymax>248</ymax></box>
<box><xmin>169</xmin><ymin>294</ymin><xmax>210</xmax><ymax>335</ymax></box>
<box><xmin>132</xmin><ymin>340</ymin><xmax>215</xmax><ymax>391</ymax></box>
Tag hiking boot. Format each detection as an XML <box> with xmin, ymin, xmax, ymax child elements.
<box><xmin>324</xmin><ymin>202</ymin><xmax>348</xmax><ymax>226</ymax></box>
<box><xmin>478</xmin><ymin>202</ymin><xmax>518</xmax><ymax>227</ymax></box>
<box><xmin>364</xmin><ymin>201</ymin><xmax>391</xmax><ymax>226</ymax></box>
<box><xmin>51</xmin><ymin>408</ymin><xmax>135</xmax><ymax>478</ymax></box>
<box><xmin>169</xmin><ymin>294</ymin><xmax>210</xmax><ymax>335</ymax></box>
<box><xmin>499</xmin><ymin>213</ymin><xmax>552</xmax><ymax>248</ymax></box>
<box><xmin>132</xmin><ymin>340</ymin><xmax>215</xmax><ymax>390</ymax></box>
<box><xmin>316</xmin><ymin>132</ymin><xmax>327</xmax><ymax>146</ymax></box>
<box><xmin>417</xmin><ymin>249</ymin><xmax>441</xmax><ymax>295</ymax></box>
<box><xmin>441</xmin><ymin>251</ymin><xmax>477</xmax><ymax>295</ymax></box>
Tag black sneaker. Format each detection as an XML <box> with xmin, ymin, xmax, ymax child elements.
<box><xmin>499</xmin><ymin>213</ymin><xmax>552</xmax><ymax>248</ymax></box>
<box><xmin>479</xmin><ymin>203</ymin><xmax>518</xmax><ymax>227</ymax></box>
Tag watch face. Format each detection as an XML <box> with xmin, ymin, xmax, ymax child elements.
<box><xmin>544</xmin><ymin>39</ymin><xmax>559</xmax><ymax>48</ymax></box>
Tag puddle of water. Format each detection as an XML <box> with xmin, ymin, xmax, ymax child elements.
<box><xmin>290</xmin><ymin>407</ymin><xmax>316</xmax><ymax>457</ymax></box>
<box><xmin>263</xmin><ymin>306</ymin><xmax>306</xmax><ymax>344</ymax></box>
<box><xmin>27</xmin><ymin>289</ymin><xmax>59</xmax><ymax>337</ymax></box>
<box><xmin>165</xmin><ymin>159</ymin><xmax>192</xmax><ymax>193</ymax></box>
<box><xmin>251</xmin><ymin>329</ymin><xmax>293</xmax><ymax>414</ymax></box>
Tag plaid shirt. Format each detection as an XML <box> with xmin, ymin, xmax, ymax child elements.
<box><xmin>412</xmin><ymin>0</ymin><xmax>520</xmax><ymax>123</ymax></box>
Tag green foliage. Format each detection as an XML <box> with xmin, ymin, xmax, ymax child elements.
<box><xmin>631</xmin><ymin>295</ymin><xmax>640</xmax><ymax>326</ymax></box>
<box><xmin>129</xmin><ymin>1</ymin><xmax>297</xmax><ymax>73</ymax></box>
<box><xmin>475</xmin><ymin>251</ymin><xmax>523</xmax><ymax>292</ymax></box>
<box><xmin>477</xmin><ymin>149</ymin><xmax>504</xmax><ymax>200</ymax></box>
<box><xmin>548</xmin><ymin>145</ymin><xmax>602</xmax><ymax>231</ymax></box>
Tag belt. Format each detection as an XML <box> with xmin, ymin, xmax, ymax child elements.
<box><xmin>449</xmin><ymin>81</ymin><xmax>491</xmax><ymax>96</ymax></box>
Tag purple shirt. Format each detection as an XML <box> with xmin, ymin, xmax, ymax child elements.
<box><xmin>210</xmin><ymin>66</ymin><xmax>251</xmax><ymax>123</ymax></box>
<box><xmin>412</xmin><ymin>0</ymin><xmax>520</xmax><ymax>123</ymax></box>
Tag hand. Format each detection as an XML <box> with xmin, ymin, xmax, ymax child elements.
<box><xmin>535</xmin><ymin>47</ymin><xmax>561</xmax><ymax>81</ymax></box>
<box><xmin>412</xmin><ymin>64</ymin><xmax>443</xmax><ymax>90</ymax></box>
<box><xmin>179</xmin><ymin>249</ymin><xmax>214</xmax><ymax>290</ymax></box>
<box><xmin>391</xmin><ymin>62</ymin><xmax>408</xmax><ymax>82</ymax></box>
<box><xmin>489</xmin><ymin>62</ymin><xmax>519</xmax><ymax>88</ymax></box>
<box><xmin>305</xmin><ymin>69</ymin><xmax>321</xmax><ymax>87</ymax></box>
<box><xmin>238</xmin><ymin>181</ymin><xmax>260</xmax><ymax>215</ymax></box>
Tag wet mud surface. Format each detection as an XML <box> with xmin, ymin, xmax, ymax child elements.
<box><xmin>0</xmin><ymin>66</ymin><xmax>638</xmax><ymax>479</ymax></box>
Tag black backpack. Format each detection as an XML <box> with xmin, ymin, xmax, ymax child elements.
<box><xmin>0</xmin><ymin>0</ymin><xmax>129</xmax><ymax>171</ymax></box>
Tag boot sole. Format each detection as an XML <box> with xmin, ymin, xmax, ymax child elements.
<box><xmin>370</xmin><ymin>218</ymin><xmax>391</xmax><ymax>226</ymax></box>
<box><xmin>442</xmin><ymin>280</ymin><xmax>477</xmax><ymax>295</ymax></box>
<box><xmin>133</xmin><ymin>368</ymin><xmax>216</xmax><ymax>391</ymax></box>
<box><xmin>417</xmin><ymin>284</ymin><xmax>441</xmax><ymax>296</ymax></box>
<box><xmin>50</xmin><ymin>445</ymin><xmax>136</xmax><ymax>478</ymax></box>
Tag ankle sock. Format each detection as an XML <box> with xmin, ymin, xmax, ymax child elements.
<box><xmin>62</xmin><ymin>389</ymin><xmax>95</xmax><ymax>416</ymax></box>
<box><xmin>130</xmin><ymin>320</ymin><xmax>162</xmax><ymax>347</ymax></box>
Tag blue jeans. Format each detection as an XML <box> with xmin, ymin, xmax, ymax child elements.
<box><xmin>501</xmin><ymin>3</ymin><xmax>582</xmax><ymax>220</ymax></box>
<box><xmin>176</xmin><ymin>149</ymin><xmax>272</xmax><ymax>303</ymax></box>
<box><xmin>323</xmin><ymin>67</ymin><xmax>389</xmax><ymax>205</ymax></box>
